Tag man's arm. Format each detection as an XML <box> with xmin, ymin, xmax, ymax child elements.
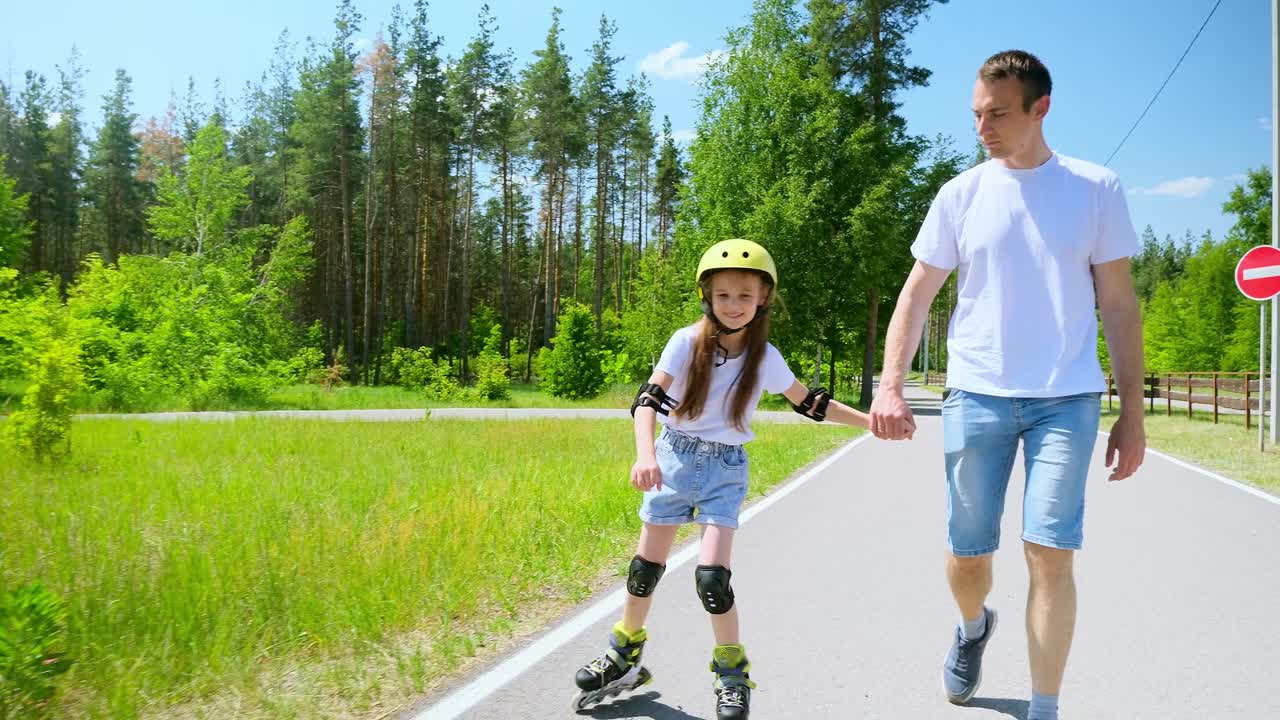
<box><xmin>1093</xmin><ymin>258</ymin><xmax>1146</xmax><ymax>480</ymax></box>
<box><xmin>871</xmin><ymin>260</ymin><xmax>952</xmax><ymax>439</ymax></box>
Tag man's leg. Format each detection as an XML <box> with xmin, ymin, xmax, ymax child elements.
<box><xmin>1019</xmin><ymin>392</ymin><xmax>1100</xmax><ymax>719</ymax></box>
<box><xmin>1023</xmin><ymin>543</ymin><xmax>1075</xmax><ymax>696</ymax></box>
<box><xmin>947</xmin><ymin>552</ymin><xmax>993</xmax><ymax>627</ymax></box>
<box><xmin>941</xmin><ymin>390</ymin><xmax>1018</xmax><ymax>703</ymax></box>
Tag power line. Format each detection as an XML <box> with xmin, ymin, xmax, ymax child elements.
<box><xmin>1104</xmin><ymin>0</ymin><xmax>1223</xmax><ymax>166</ymax></box>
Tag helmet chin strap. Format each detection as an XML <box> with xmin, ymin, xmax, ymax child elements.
<box><xmin>705</xmin><ymin>305</ymin><xmax>767</xmax><ymax>366</ymax></box>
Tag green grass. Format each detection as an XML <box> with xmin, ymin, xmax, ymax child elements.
<box><xmin>261</xmin><ymin>382</ymin><xmax>639</xmax><ymax>411</ymax></box>
<box><xmin>1100</xmin><ymin>404</ymin><xmax>1280</xmax><ymax>494</ymax></box>
<box><xmin>26</xmin><ymin>382</ymin><xmax>639</xmax><ymax>415</ymax></box>
<box><xmin>1</xmin><ymin>417</ymin><xmax>860</xmax><ymax>718</ymax></box>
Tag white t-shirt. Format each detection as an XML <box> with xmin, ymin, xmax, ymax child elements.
<box><xmin>911</xmin><ymin>152</ymin><xmax>1139</xmax><ymax>398</ymax></box>
<box><xmin>654</xmin><ymin>324</ymin><xmax>796</xmax><ymax>445</ymax></box>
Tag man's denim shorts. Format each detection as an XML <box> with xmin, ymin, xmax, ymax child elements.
<box><xmin>942</xmin><ymin>389</ymin><xmax>1102</xmax><ymax>556</ymax></box>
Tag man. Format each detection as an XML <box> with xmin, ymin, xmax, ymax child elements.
<box><xmin>870</xmin><ymin>50</ymin><xmax>1147</xmax><ymax>720</ymax></box>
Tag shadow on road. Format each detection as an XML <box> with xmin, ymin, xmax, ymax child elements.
<box><xmin>579</xmin><ymin>691</ymin><xmax>706</xmax><ymax>720</ymax></box>
<box><xmin>964</xmin><ymin>696</ymin><xmax>1030</xmax><ymax>719</ymax></box>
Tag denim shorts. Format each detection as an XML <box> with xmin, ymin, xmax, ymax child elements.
<box><xmin>942</xmin><ymin>389</ymin><xmax>1101</xmax><ymax>556</ymax></box>
<box><xmin>639</xmin><ymin>426</ymin><xmax>750</xmax><ymax>529</ymax></box>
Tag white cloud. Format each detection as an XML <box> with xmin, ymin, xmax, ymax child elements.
<box><xmin>671</xmin><ymin>128</ymin><xmax>696</xmax><ymax>144</ymax></box>
<box><xmin>1130</xmin><ymin>176</ymin><xmax>1215</xmax><ymax>199</ymax></box>
<box><xmin>354</xmin><ymin>37</ymin><xmax>372</xmax><ymax>52</ymax></box>
<box><xmin>46</xmin><ymin>111</ymin><xmax>61</xmax><ymax>127</ymax></box>
<box><xmin>1260</xmin><ymin>117</ymin><xmax>1273</xmax><ymax>131</ymax></box>
<box><xmin>639</xmin><ymin>41</ymin><xmax>726</xmax><ymax>81</ymax></box>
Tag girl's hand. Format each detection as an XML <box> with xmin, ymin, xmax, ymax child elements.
<box><xmin>631</xmin><ymin>455</ymin><xmax>663</xmax><ymax>492</ymax></box>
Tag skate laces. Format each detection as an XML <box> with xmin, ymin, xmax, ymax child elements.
<box><xmin>587</xmin><ymin>654</ymin><xmax>615</xmax><ymax>675</ymax></box>
<box><xmin>716</xmin><ymin>682</ymin><xmax>749</xmax><ymax>708</ymax></box>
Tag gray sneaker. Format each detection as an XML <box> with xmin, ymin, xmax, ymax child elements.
<box><xmin>942</xmin><ymin>607</ymin><xmax>998</xmax><ymax>704</ymax></box>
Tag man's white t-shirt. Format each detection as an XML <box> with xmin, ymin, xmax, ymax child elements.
<box><xmin>911</xmin><ymin>152</ymin><xmax>1139</xmax><ymax>398</ymax></box>
<box><xmin>654</xmin><ymin>324</ymin><xmax>796</xmax><ymax>445</ymax></box>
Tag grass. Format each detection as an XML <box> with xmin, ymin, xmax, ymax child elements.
<box><xmin>0</xmin><ymin>382</ymin><xmax>640</xmax><ymax>415</ymax></box>
<box><xmin>1</xmin><ymin>417</ymin><xmax>860</xmax><ymax>719</ymax></box>
<box><xmin>1100</xmin><ymin>404</ymin><xmax>1280</xmax><ymax>494</ymax></box>
<box><xmin>262</xmin><ymin>382</ymin><xmax>640</xmax><ymax>411</ymax></box>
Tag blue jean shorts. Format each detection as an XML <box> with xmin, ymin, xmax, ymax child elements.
<box><xmin>942</xmin><ymin>389</ymin><xmax>1101</xmax><ymax>556</ymax></box>
<box><xmin>639</xmin><ymin>426</ymin><xmax>750</xmax><ymax>529</ymax></box>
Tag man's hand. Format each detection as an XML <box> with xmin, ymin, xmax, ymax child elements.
<box><xmin>870</xmin><ymin>386</ymin><xmax>917</xmax><ymax>440</ymax></box>
<box><xmin>1105</xmin><ymin>413</ymin><xmax>1146</xmax><ymax>481</ymax></box>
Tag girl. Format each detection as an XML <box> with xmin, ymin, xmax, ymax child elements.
<box><xmin>571</xmin><ymin>239</ymin><xmax>872</xmax><ymax>719</ymax></box>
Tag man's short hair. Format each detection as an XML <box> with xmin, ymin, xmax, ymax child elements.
<box><xmin>979</xmin><ymin>50</ymin><xmax>1052</xmax><ymax>111</ymax></box>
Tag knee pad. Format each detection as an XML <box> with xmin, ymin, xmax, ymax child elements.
<box><xmin>695</xmin><ymin>564</ymin><xmax>735</xmax><ymax>614</ymax></box>
<box><xmin>627</xmin><ymin>555</ymin><xmax>666</xmax><ymax>597</ymax></box>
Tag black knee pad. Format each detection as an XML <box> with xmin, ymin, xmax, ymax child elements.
<box><xmin>695</xmin><ymin>564</ymin><xmax>735</xmax><ymax>614</ymax></box>
<box><xmin>627</xmin><ymin>555</ymin><xmax>666</xmax><ymax>597</ymax></box>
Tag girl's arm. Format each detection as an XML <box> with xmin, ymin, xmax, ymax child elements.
<box><xmin>631</xmin><ymin>372</ymin><xmax>675</xmax><ymax>490</ymax></box>
<box><xmin>780</xmin><ymin>381</ymin><xmax>873</xmax><ymax>431</ymax></box>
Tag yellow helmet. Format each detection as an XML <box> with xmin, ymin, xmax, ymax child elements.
<box><xmin>695</xmin><ymin>239</ymin><xmax>778</xmax><ymax>295</ymax></box>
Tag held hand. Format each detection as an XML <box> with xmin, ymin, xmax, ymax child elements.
<box><xmin>1105</xmin><ymin>414</ymin><xmax>1146</xmax><ymax>481</ymax></box>
<box><xmin>631</xmin><ymin>455</ymin><xmax>663</xmax><ymax>492</ymax></box>
<box><xmin>870</xmin><ymin>387</ymin><xmax>916</xmax><ymax>440</ymax></box>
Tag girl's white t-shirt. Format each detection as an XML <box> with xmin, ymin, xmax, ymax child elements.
<box><xmin>653</xmin><ymin>324</ymin><xmax>796</xmax><ymax>445</ymax></box>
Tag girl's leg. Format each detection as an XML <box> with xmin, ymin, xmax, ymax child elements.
<box><xmin>699</xmin><ymin>524</ymin><xmax>738</xmax><ymax>645</ymax></box>
<box><xmin>621</xmin><ymin>523</ymin><xmax>680</xmax><ymax>632</ymax></box>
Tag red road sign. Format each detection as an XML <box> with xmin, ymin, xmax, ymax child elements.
<box><xmin>1235</xmin><ymin>245</ymin><xmax>1280</xmax><ymax>301</ymax></box>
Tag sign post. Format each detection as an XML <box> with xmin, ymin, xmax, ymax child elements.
<box><xmin>1236</xmin><ymin>244</ymin><xmax>1280</xmax><ymax>450</ymax></box>
<box><xmin>1270</xmin><ymin>0</ymin><xmax>1278</xmax><ymax>443</ymax></box>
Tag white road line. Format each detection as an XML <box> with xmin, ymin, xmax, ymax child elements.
<box><xmin>412</xmin><ymin>433</ymin><xmax>875</xmax><ymax>720</ymax></box>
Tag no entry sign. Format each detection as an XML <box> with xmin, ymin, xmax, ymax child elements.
<box><xmin>1235</xmin><ymin>245</ymin><xmax>1280</xmax><ymax>301</ymax></box>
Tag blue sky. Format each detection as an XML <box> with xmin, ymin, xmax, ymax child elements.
<box><xmin>2</xmin><ymin>0</ymin><xmax>1274</xmax><ymax>243</ymax></box>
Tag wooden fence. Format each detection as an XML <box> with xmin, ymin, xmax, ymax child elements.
<box><xmin>1107</xmin><ymin>372</ymin><xmax>1271</xmax><ymax>428</ymax></box>
<box><xmin>923</xmin><ymin>371</ymin><xmax>1272</xmax><ymax>429</ymax></box>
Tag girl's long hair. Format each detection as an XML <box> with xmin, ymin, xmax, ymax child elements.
<box><xmin>672</xmin><ymin>273</ymin><xmax>773</xmax><ymax>432</ymax></box>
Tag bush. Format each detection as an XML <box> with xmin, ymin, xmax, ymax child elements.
<box><xmin>282</xmin><ymin>347</ymin><xmax>326</xmax><ymax>385</ymax></box>
<box><xmin>93</xmin><ymin>358</ymin><xmax>167</xmax><ymax>412</ymax></box>
<box><xmin>187</xmin><ymin>344</ymin><xmax>277</xmax><ymax>410</ymax></box>
<box><xmin>473</xmin><ymin>324</ymin><xmax>510</xmax><ymax>400</ymax></box>
<box><xmin>0</xmin><ymin>582</ymin><xmax>73</xmax><ymax>719</ymax></box>
<box><xmin>5</xmin><ymin>340</ymin><xmax>84</xmax><ymax>460</ymax></box>
<box><xmin>321</xmin><ymin>351</ymin><xmax>347</xmax><ymax>393</ymax></box>
<box><xmin>599</xmin><ymin>349</ymin><xmax>634</xmax><ymax>385</ymax></box>
<box><xmin>423</xmin><ymin>357</ymin><xmax>461</xmax><ymax>401</ymax></box>
<box><xmin>540</xmin><ymin>302</ymin><xmax>606</xmax><ymax>400</ymax></box>
<box><xmin>388</xmin><ymin>347</ymin><xmax>434</xmax><ymax>390</ymax></box>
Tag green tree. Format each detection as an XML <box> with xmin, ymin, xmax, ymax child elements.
<box><xmin>541</xmin><ymin>301</ymin><xmax>606</xmax><ymax>399</ymax></box>
<box><xmin>13</xmin><ymin>72</ymin><xmax>53</xmax><ymax>275</ymax></box>
<box><xmin>522</xmin><ymin>7</ymin><xmax>578</xmax><ymax>347</ymax></box>
<box><xmin>289</xmin><ymin>3</ymin><xmax>365</xmax><ymax>372</ymax></box>
<box><xmin>405</xmin><ymin>0</ymin><xmax>452</xmax><ymax>350</ymax></box>
<box><xmin>448</xmin><ymin>5</ymin><xmax>505</xmax><ymax>380</ymax></box>
<box><xmin>0</xmin><ymin>164</ymin><xmax>32</xmax><ymax>269</ymax></box>
<box><xmin>5</xmin><ymin>339</ymin><xmax>84</xmax><ymax>460</ymax></box>
<box><xmin>581</xmin><ymin>14</ymin><xmax>621</xmax><ymax>339</ymax></box>
<box><xmin>148</xmin><ymin>121</ymin><xmax>252</xmax><ymax>255</ymax></box>
<box><xmin>48</xmin><ymin>48</ymin><xmax>86</xmax><ymax>285</ymax></box>
<box><xmin>652</xmin><ymin>115</ymin><xmax>682</xmax><ymax>253</ymax></box>
<box><xmin>84</xmin><ymin>69</ymin><xmax>144</xmax><ymax>264</ymax></box>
